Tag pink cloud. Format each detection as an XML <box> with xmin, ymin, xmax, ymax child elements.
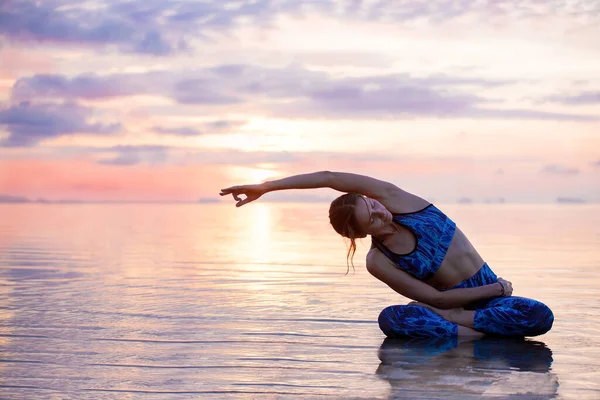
<box><xmin>0</xmin><ymin>46</ymin><xmax>55</xmax><ymax>80</ymax></box>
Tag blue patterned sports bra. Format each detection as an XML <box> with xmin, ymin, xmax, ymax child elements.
<box><xmin>370</xmin><ymin>204</ymin><xmax>456</xmax><ymax>281</ymax></box>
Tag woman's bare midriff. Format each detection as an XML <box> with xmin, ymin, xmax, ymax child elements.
<box><xmin>426</xmin><ymin>226</ymin><xmax>486</xmax><ymax>290</ymax></box>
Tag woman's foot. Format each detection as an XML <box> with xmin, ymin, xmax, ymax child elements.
<box><xmin>409</xmin><ymin>301</ymin><xmax>459</xmax><ymax>321</ymax></box>
<box><xmin>409</xmin><ymin>301</ymin><xmax>482</xmax><ymax>336</ymax></box>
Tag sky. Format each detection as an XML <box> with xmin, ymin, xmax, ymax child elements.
<box><xmin>0</xmin><ymin>0</ymin><xmax>599</xmax><ymax>203</ymax></box>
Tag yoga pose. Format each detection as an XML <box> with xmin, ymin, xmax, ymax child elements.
<box><xmin>220</xmin><ymin>171</ymin><xmax>554</xmax><ymax>338</ymax></box>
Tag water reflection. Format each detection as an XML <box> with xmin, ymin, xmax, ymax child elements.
<box><xmin>1</xmin><ymin>204</ymin><xmax>599</xmax><ymax>398</ymax></box>
<box><xmin>377</xmin><ymin>336</ymin><xmax>558</xmax><ymax>399</ymax></box>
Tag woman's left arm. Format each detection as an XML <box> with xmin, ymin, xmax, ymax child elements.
<box><xmin>367</xmin><ymin>251</ymin><xmax>510</xmax><ymax>309</ymax></box>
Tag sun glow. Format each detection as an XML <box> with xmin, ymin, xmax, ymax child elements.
<box><xmin>225</xmin><ymin>165</ymin><xmax>280</xmax><ymax>191</ymax></box>
<box><xmin>246</xmin><ymin>167</ymin><xmax>278</xmax><ymax>183</ymax></box>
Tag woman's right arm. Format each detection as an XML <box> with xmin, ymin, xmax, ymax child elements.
<box><xmin>366</xmin><ymin>251</ymin><xmax>510</xmax><ymax>309</ymax></box>
<box><xmin>220</xmin><ymin>171</ymin><xmax>331</xmax><ymax>207</ymax></box>
<box><xmin>262</xmin><ymin>171</ymin><xmax>400</xmax><ymax>197</ymax></box>
<box><xmin>220</xmin><ymin>171</ymin><xmax>415</xmax><ymax>207</ymax></box>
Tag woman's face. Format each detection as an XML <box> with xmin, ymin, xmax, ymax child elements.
<box><xmin>353</xmin><ymin>196</ymin><xmax>393</xmax><ymax>237</ymax></box>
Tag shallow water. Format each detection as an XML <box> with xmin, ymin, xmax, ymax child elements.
<box><xmin>0</xmin><ymin>203</ymin><xmax>599</xmax><ymax>399</ymax></box>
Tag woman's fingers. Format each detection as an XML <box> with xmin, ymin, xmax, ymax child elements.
<box><xmin>503</xmin><ymin>281</ymin><xmax>513</xmax><ymax>291</ymax></box>
<box><xmin>236</xmin><ymin>197</ymin><xmax>252</xmax><ymax>207</ymax></box>
<box><xmin>220</xmin><ymin>184</ymin><xmax>261</xmax><ymax>206</ymax></box>
<box><xmin>220</xmin><ymin>185</ymin><xmax>244</xmax><ymax>195</ymax></box>
<box><xmin>498</xmin><ymin>278</ymin><xmax>513</xmax><ymax>296</ymax></box>
<box><xmin>220</xmin><ymin>186</ymin><xmax>246</xmax><ymax>199</ymax></box>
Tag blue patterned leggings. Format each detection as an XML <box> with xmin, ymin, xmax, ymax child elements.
<box><xmin>378</xmin><ymin>263</ymin><xmax>554</xmax><ymax>338</ymax></box>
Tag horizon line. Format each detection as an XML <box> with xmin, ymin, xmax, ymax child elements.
<box><xmin>0</xmin><ymin>194</ymin><xmax>593</xmax><ymax>205</ymax></box>
<box><xmin>0</xmin><ymin>200</ymin><xmax>595</xmax><ymax>205</ymax></box>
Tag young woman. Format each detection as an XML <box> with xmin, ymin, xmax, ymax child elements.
<box><xmin>220</xmin><ymin>171</ymin><xmax>554</xmax><ymax>338</ymax></box>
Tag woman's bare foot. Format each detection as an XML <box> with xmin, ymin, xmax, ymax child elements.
<box><xmin>408</xmin><ymin>301</ymin><xmax>458</xmax><ymax>320</ymax></box>
<box><xmin>408</xmin><ymin>301</ymin><xmax>483</xmax><ymax>337</ymax></box>
<box><xmin>409</xmin><ymin>301</ymin><xmax>446</xmax><ymax>315</ymax></box>
<box><xmin>409</xmin><ymin>301</ymin><xmax>476</xmax><ymax>329</ymax></box>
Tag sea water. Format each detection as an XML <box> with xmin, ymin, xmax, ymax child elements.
<box><xmin>0</xmin><ymin>203</ymin><xmax>599</xmax><ymax>399</ymax></box>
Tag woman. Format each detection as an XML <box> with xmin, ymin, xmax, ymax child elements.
<box><xmin>220</xmin><ymin>171</ymin><xmax>554</xmax><ymax>338</ymax></box>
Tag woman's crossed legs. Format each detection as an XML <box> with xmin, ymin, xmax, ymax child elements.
<box><xmin>378</xmin><ymin>296</ymin><xmax>554</xmax><ymax>339</ymax></box>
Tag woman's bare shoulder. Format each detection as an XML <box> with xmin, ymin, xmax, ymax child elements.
<box><xmin>376</xmin><ymin>188</ymin><xmax>431</xmax><ymax>214</ymax></box>
<box><xmin>366</xmin><ymin>248</ymin><xmax>392</xmax><ymax>272</ymax></box>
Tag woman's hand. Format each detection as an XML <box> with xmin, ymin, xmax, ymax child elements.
<box><xmin>220</xmin><ymin>184</ymin><xmax>268</xmax><ymax>207</ymax></box>
<box><xmin>497</xmin><ymin>277</ymin><xmax>513</xmax><ymax>297</ymax></box>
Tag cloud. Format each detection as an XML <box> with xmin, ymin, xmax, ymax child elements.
<box><xmin>152</xmin><ymin>120</ymin><xmax>245</xmax><ymax>136</ymax></box>
<box><xmin>593</xmin><ymin>160</ymin><xmax>600</xmax><ymax>167</ymax></box>
<box><xmin>11</xmin><ymin>66</ymin><xmax>598</xmax><ymax>121</ymax></box>
<box><xmin>466</xmin><ymin>108</ymin><xmax>597</xmax><ymax>121</ymax></box>
<box><xmin>88</xmin><ymin>147</ymin><xmax>382</xmax><ymax>167</ymax></box>
<box><xmin>0</xmin><ymin>0</ymin><xmax>298</xmax><ymax>56</ymax></box>
<box><xmin>88</xmin><ymin>146</ymin><xmax>301</xmax><ymax>167</ymax></box>
<box><xmin>11</xmin><ymin>73</ymin><xmax>159</xmax><ymax>101</ymax></box>
<box><xmin>8</xmin><ymin>65</ymin><xmax>503</xmax><ymax>111</ymax></box>
<box><xmin>176</xmin><ymin>149</ymin><xmax>302</xmax><ymax>166</ymax></box>
<box><xmin>0</xmin><ymin>101</ymin><xmax>121</xmax><ymax>147</ymax></box>
<box><xmin>541</xmin><ymin>164</ymin><xmax>580</xmax><ymax>175</ymax></box>
<box><xmin>204</xmin><ymin>120</ymin><xmax>246</xmax><ymax>132</ymax></box>
<box><xmin>96</xmin><ymin>145</ymin><xmax>169</xmax><ymax>166</ymax></box>
<box><xmin>2</xmin><ymin>0</ymin><xmax>599</xmax><ymax>59</ymax></box>
<box><xmin>543</xmin><ymin>91</ymin><xmax>600</xmax><ymax>105</ymax></box>
<box><xmin>0</xmin><ymin>0</ymin><xmax>183</xmax><ymax>55</ymax></box>
<box><xmin>87</xmin><ymin>147</ymin><xmax>505</xmax><ymax>168</ymax></box>
<box><xmin>152</xmin><ymin>126</ymin><xmax>203</xmax><ymax>136</ymax></box>
<box><xmin>299</xmin><ymin>84</ymin><xmax>481</xmax><ymax>118</ymax></box>
<box><xmin>97</xmin><ymin>153</ymin><xmax>142</xmax><ymax>166</ymax></box>
<box><xmin>132</xmin><ymin>30</ymin><xmax>175</xmax><ymax>56</ymax></box>
<box><xmin>71</xmin><ymin>182</ymin><xmax>124</xmax><ymax>192</ymax></box>
<box><xmin>172</xmin><ymin>79</ymin><xmax>243</xmax><ymax>105</ymax></box>
<box><xmin>357</xmin><ymin>0</ymin><xmax>600</xmax><ymax>22</ymax></box>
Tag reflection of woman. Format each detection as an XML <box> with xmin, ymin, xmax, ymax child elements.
<box><xmin>378</xmin><ymin>336</ymin><xmax>554</xmax><ymax>372</ymax></box>
<box><xmin>377</xmin><ymin>337</ymin><xmax>557</xmax><ymax>398</ymax></box>
<box><xmin>221</xmin><ymin>171</ymin><xmax>554</xmax><ymax>338</ymax></box>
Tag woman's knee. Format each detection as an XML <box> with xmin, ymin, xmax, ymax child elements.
<box><xmin>527</xmin><ymin>302</ymin><xmax>554</xmax><ymax>335</ymax></box>
<box><xmin>378</xmin><ymin>305</ymin><xmax>402</xmax><ymax>337</ymax></box>
<box><xmin>378</xmin><ymin>304</ymin><xmax>457</xmax><ymax>338</ymax></box>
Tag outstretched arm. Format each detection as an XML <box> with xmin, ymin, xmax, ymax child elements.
<box><xmin>261</xmin><ymin>171</ymin><xmax>399</xmax><ymax>198</ymax></box>
<box><xmin>367</xmin><ymin>251</ymin><xmax>511</xmax><ymax>309</ymax></box>
<box><xmin>220</xmin><ymin>171</ymin><xmax>420</xmax><ymax>208</ymax></box>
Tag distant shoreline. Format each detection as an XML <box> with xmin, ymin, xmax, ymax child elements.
<box><xmin>0</xmin><ymin>194</ymin><xmax>595</xmax><ymax>205</ymax></box>
<box><xmin>0</xmin><ymin>200</ymin><xmax>596</xmax><ymax>205</ymax></box>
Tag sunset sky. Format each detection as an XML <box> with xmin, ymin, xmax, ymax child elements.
<box><xmin>1</xmin><ymin>0</ymin><xmax>599</xmax><ymax>203</ymax></box>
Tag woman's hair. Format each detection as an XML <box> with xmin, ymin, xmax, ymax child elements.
<box><xmin>328</xmin><ymin>193</ymin><xmax>365</xmax><ymax>274</ymax></box>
